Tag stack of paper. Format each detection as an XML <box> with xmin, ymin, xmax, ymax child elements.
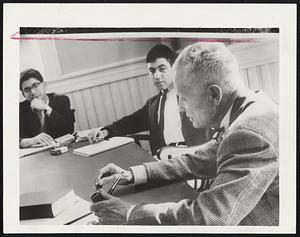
<box><xmin>19</xmin><ymin>145</ymin><xmax>53</xmax><ymax>158</ymax></box>
<box><xmin>73</xmin><ymin>136</ymin><xmax>134</xmax><ymax>157</ymax></box>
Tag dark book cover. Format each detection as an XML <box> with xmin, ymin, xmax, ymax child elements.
<box><xmin>20</xmin><ymin>189</ymin><xmax>78</xmax><ymax>220</ymax></box>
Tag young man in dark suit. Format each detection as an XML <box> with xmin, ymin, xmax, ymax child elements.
<box><xmin>19</xmin><ymin>68</ymin><xmax>75</xmax><ymax>148</ymax></box>
<box><xmin>88</xmin><ymin>44</ymin><xmax>209</xmax><ymax>155</ymax></box>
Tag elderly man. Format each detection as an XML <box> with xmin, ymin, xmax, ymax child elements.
<box><xmin>19</xmin><ymin>68</ymin><xmax>75</xmax><ymax>148</ymax></box>
<box><xmin>90</xmin><ymin>42</ymin><xmax>279</xmax><ymax>225</ymax></box>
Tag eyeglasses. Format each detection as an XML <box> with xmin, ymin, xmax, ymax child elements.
<box><xmin>22</xmin><ymin>82</ymin><xmax>41</xmax><ymax>93</ymax></box>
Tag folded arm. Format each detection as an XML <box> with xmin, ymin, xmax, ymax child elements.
<box><xmin>46</xmin><ymin>96</ymin><xmax>74</xmax><ymax>136</ymax></box>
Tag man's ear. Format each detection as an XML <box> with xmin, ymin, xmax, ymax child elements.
<box><xmin>207</xmin><ymin>84</ymin><xmax>222</xmax><ymax>106</ymax></box>
<box><xmin>42</xmin><ymin>81</ymin><xmax>47</xmax><ymax>90</ymax></box>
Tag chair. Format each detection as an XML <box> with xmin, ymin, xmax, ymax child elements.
<box><xmin>127</xmin><ymin>133</ymin><xmax>150</xmax><ymax>147</ymax></box>
<box><xmin>157</xmin><ymin>145</ymin><xmax>211</xmax><ymax>191</ymax></box>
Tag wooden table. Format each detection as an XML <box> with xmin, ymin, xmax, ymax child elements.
<box><xmin>20</xmin><ymin>141</ymin><xmax>198</xmax><ymax>224</ymax></box>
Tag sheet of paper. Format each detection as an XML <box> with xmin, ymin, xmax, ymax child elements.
<box><xmin>20</xmin><ymin>198</ymin><xmax>95</xmax><ymax>225</ymax></box>
<box><xmin>19</xmin><ymin>145</ymin><xmax>53</xmax><ymax>158</ymax></box>
<box><xmin>73</xmin><ymin>136</ymin><xmax>134</xmax><ymax>157</ymax></box>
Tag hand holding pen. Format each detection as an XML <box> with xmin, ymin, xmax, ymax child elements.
<box><xmin>87</xmin><ymin>127</ymin><xmax>109</xmax><ymax>144</ymax></box>
<box><xmin>95</xmin><ymin>163</ymin><xmax>134</xmax><ymax>188</ymax></box>
<box><xmin>91</xmin><ymin>174</ymin><xmax>122</xmax><ymax>203</ymax></box>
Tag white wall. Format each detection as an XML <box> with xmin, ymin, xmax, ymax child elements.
<box><xmin>19</xmin><ymin>40</ymin><xmax>46</xmax><ymax>102</ymax></box>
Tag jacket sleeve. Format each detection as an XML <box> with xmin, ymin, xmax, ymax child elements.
<box><xmin>128</xmin><ymin>129</ymin><xmax>278</xmax><ymax>225</ymax></box>
<box><xmin>139</xmin><ymin>139</ymin><xmax>218</xmax><ymax>183</ymax></box>
<box><xmin>47</xmin><ymin>95</ymin><xmax>74</xmax><ymax>135</ymax></box>
<box><xmin>104</xmin><ymin>103</ymin><xmax>149</xmax><ymax>137</ymax></box>
<box><xmin>19</xmin><ymin>103</ymin><xmax>27</xmax><ymax>140</ymax></box>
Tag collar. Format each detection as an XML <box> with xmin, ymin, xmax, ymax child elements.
<box><xmin>219</xmin><ymin>103</ymin><xmax>234</xmax><ymax>133</ymax></box>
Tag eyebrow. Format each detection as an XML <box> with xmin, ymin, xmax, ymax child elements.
<box><xmin>23</xmin><ymin>82</ymin><xmax>40</xmax><ymax>90</ymax></box>
<box><xmin>148</xmin><ymin>64</ymin><xmax>167</xmax><ymax>70</ymax></box>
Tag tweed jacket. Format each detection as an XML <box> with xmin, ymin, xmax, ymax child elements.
<box><xmin>19</xmin><ymin>93</ymin><xmax>75</xmax><ymax>140</ymax></box>
<box><xmin>105</xmin><ymin>93</ymin><xmax>210</xmax><ymax>155</ymax></box>
<box><xmin>128</xmin><ymin>89</ymin><xmax>279</xmax><ymax>225</ymax></box>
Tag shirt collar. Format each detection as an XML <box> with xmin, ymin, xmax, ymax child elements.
<box><xmin>219</xmin><ymin>103</ymin><xmax>234</xmax><ymax>132</ymax></box>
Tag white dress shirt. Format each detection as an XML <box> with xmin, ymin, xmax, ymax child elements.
<box><xmin>157</xmin><ymin>88</ymin><xmax>185</xmax><ymax>145</ymax></box>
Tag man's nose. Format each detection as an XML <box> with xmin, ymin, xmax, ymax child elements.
<box><xmin>154</xmin><ymin>70</ymin><xmax>161</xmax><ymax>80</ymax></box>
<box><xmin>30</xmin><ymin>87</ymin><xmax>38</xmax><ymax>95</ymax></box>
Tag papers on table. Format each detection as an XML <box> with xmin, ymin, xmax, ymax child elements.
<box><xmin>54</xmin><ymin>134</ymin><xmax>75</xmax><ymax>145</ymax></box>
<box><xmin>19</xmin><ymin>145</ymin><xmax>53</xmax><ymax>158</ymax></box>
<box><xmin>73</xmin><ymin>136</ymin><xmax>134</xmax><ymax>157</ymax></box>
<box><xmin>20</xmin><ymin>197</ymin><xmax>97</xmax><ymax>225</ymax></box>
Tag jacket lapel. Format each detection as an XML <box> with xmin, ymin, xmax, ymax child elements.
<box><xmin>229</xmin><ymin>90</ymin><xmax>257</xmax><ymax>126</ymax></box>
<box><xmin>150</xmin><ymin>94</ymin><xmax>160</xmax><ymax>129</ymax></box>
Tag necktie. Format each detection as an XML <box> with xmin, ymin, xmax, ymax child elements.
<box><xmin>37</xmin><ymin>111</ymin><xmax>46</xmax><ymax>132</ymax></box>
<box><xmin>158</xmin><ymin>89</ymin><xmax>168</xmax><ymax>146</ymax></box>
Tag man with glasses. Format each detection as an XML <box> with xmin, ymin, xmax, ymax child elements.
<box><xmin>19</xmin><ymin>68</ymin><xmax>75</xmax><ymax>148</ymax></box>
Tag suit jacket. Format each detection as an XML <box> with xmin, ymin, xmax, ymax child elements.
<box><xmin>128</xmin><ymin>89</ymin><xmax>279</xmax><ymax>225</ymax></box>
<box><xmin>105</xmin><ymin>93</ymin><xmax>210</xmax><ymax>155</ymax></box>
<box><xmin>19</xmin><ymin>93</ymin><xmax>75</xmax><ymax>140</ymax></box>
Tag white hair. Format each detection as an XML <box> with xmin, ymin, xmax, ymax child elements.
<box><xmin>173</xmin><ymin>42</ymin><xmax>243</xmax><ymax>92</ymax></box>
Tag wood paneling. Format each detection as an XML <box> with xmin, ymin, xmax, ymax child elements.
<box><xmin>239</xmin><ymin>62</ymin><xmax>279</xmax><ymax>102</ymax></box>
<box><xmin>66</xmin><ymin>75</ymin><xmax>157</xmax><ymax>132</ymax></box>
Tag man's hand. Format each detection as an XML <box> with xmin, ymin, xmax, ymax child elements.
<box><xmin>90</xmin><ymin>189</ymin><xmax>134</xmax><ymax>225</ymax></box>
<box><xmin>32</xmin><ymin>132</ymin><xmax>54</xmax><ymax>146</ymax></box>
<box><xmin>95</xmin><ymin>163</ymin><xmax>134</xmax><ymax>188</ymax></box>
<box><xmin>30</xmin><ymin>98</ymin><xmax>48</xmax><ymax>111</ymax></box>
<box><xmin>87</xmin><ymin>128</ymin><xmax>108</xmax><ymax>144</ymax></box>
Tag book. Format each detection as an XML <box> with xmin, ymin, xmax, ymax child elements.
<box><xmin>20</xmin><ymin>189</ymin><xmax>79</xmax><ymax>220</ymax></box>
<box><xmin>73</xmin><ymin>136</ymin><xmax>134</xmax><ymax>157</ymax></box>
<box><xmin>20</xmin><ymin>197</ymin><xmax>96</xmax><ymax>225</ymax></box>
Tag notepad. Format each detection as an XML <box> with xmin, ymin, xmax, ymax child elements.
<box><xmin>19</xmin><ymin>145</ymin><xmax>53</xmax><ymax>158</ymax></box>
<box><xmin>73</xmin><ymin>136</ymin><xmax>134</xmax><ymax>157</ymax></box>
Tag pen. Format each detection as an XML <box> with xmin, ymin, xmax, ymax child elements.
<box><xmin>107</xmin><ymin>175</ymin><xmax>121</xmax><ymax>194</ymax></box>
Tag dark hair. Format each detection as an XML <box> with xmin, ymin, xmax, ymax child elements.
<box><xmin>146</xmin><ymin>44</ymin><xmax>176</xmax><ymax>65</ymax></box>
<box><xmin>20</xmin><ymin>68</ymin><xmax>44</xmax><ymax>91</ymax></box>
